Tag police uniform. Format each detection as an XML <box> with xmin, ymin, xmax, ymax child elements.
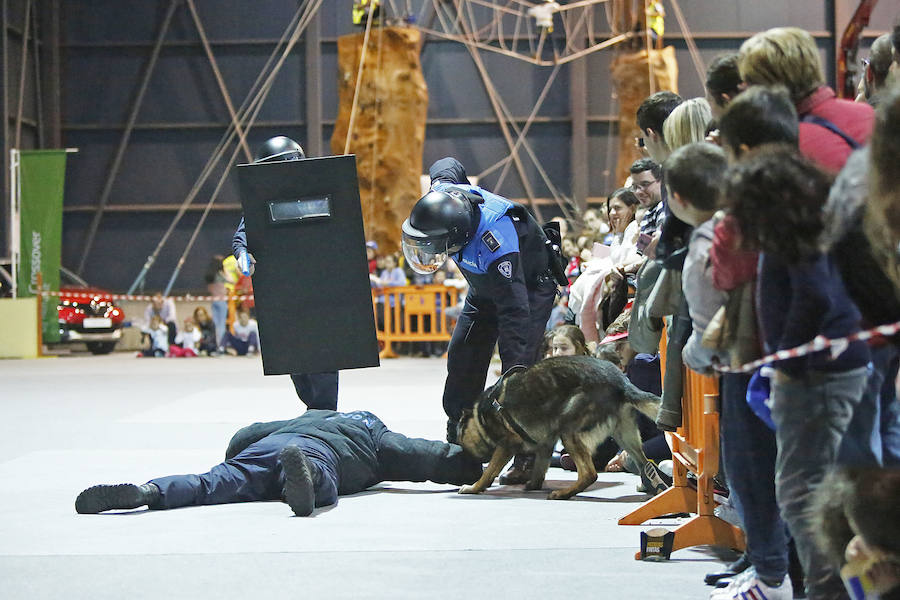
<box><xmin>148</xmin><ymin>410</ymin><xmax>482</xmax><ymax>510</ymax></box>
<box><xmin>232</xmin><ymin>218</ymin><xmax>339</xmax><ymax>410</ymax></box>
<box><xmin>426</xmin><ymin>178</ymin><xmax>558</xmax><ymax>425</ymax></box>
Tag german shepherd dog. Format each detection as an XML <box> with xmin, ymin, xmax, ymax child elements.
<box><xmin>457</xmin><ymin>355</ymin><xmax>668</xmax><ymax>500</ymax></box>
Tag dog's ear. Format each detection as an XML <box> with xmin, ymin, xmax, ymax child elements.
<box><xmin>460</xmin><ymin>408</ymin><xmax>473</xmax><ymax>421</ymax></box>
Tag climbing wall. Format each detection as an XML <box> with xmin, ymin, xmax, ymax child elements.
<box><xmin>331</xmin><ymin>27</ymin><xmax>428</xmax><ymax>255</ymax></box>
<box><xmin>610</xmin><ymin>46</ymin><xmax>679</xmax><ymax>185</ymax></box>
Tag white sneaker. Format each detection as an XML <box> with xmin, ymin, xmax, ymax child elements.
<box><xmin>709</xmin><ymin>567</ymin><xmax>755</xmax><ymax>599</ymax></box>
<box><xmin>712</xmin><ymin>569</ymin><xmax>792</xmax><ymax>600</ymax></box>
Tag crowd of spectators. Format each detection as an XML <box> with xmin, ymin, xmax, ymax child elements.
<box><xmin>539</xmin><ymin>24</ymin><xmax>900</xmax><ymax>600</ymax></box>
<box><xmin>126</xmin><ymin>21</ymin><xmax>900</xmax><ymax>600</ymax></box>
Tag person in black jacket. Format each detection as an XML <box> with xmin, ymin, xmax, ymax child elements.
<box><xmin>75</xmin><ymin>410</ymin><xmax>483</xmax><ymax>516</ymax></box>
<box><xmin>232</xmin><ymin>136</ymin><xmax>339</xmax><ymax>411</ymax></box>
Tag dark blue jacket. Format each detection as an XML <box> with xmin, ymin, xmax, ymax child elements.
<box><xmin>757</xmin><ymin>252</ymin><xmax>869</xmax><ymax>374</ymax></box>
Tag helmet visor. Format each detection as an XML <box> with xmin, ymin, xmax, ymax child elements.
<box><xmin>401</xmin><ymin>224</ymin><xmax>449</xmax><ymax>275</ymax></box>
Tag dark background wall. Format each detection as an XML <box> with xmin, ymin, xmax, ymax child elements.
<box><xmin>2</xmin><ymin>0</ymin><xmax>898</xmax><ymax>293</ymax></box>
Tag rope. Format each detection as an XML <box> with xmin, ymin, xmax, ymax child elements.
<box><xmin>667</xmin><ymin>0</ymin><xmax>706</xmax><ymax>89</ymax></box>
<box><xmin>126</xmin><ymin>2</ymin><xmax>315</xmax><ymax>294</ymax></box>
<box><xmin>367</xmin><ymin>21</ymin><xmax>385</xmax><ymax>237</ymax></box>
<box><xmin>161</xmin><ymin>0</ymin><xmax>323</xmax><ymax>295</ymax></box>
<box><xmin>344</xmin><ymin>0</ymin><xmax>377</xmax><ymax>156</ymax></box>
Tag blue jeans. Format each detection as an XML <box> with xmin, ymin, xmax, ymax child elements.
<box><xmin>211</xmin><ymin>300</ymin><xmax>228</xmax><ymax>347</ymax></box>
<box><xmin>839</xmin><ymin>344</ymin><xmax>900</xmax><ymax>467</ymax></box>
<box><xmin>150</xmin><ymin>433</ymin><xmax>339</xmax><ymax>510</ymax></box>
<box><xmin>771</xmin><ymin>366</ymin><xmax>868</xmax><ymax>600</ymax></box>
<box><xmin>719</xmin><ymin>372</ymin><xmax>788</xmax><ymax>583</ymax></box>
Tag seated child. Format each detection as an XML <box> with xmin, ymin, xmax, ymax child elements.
<box><xmin>170</xmin><ymin>317</ymin><xmax>202</xmax><ymax>357</ymax></box>
<box><xmin>139</xmin><ymin>315</ymin><xmax>169</xmax><ymax>358</ymax></box>
<box><xmin>223</xmin><ymin>309</ymin><xmax>260</xmax><ymax>356</ymax></box>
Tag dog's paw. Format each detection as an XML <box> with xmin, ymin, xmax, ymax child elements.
<box><xmin>458</xmin><ymin>484</ymin><xmax>480</xmax><ymax>495</ymax></box>
<box><xmin>547</xmin><ymin>490</ymin><xmax>572</xmax><ymax>500</ymax></box>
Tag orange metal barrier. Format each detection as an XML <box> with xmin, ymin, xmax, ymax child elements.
<box><xmin>372</xmin><ymin>285</ymin><xmax>460</xmax><ymax>358</ymax></box>
<box><xmin>619</xmin><ymin>328</ymin><xmax>745</xmax><ymax>557</ymax></box>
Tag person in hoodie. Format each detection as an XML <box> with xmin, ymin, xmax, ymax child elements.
<box><xmin>401</xmin><ymin>157</ymin><xmax>561</xmax><ymax>484</ymax></box>
<box><xmin>75</xmin><ymin>410</ymin><xmax>483</xmax><ymax>517</ymax></box>
<box><xmin>669</xmin><ymin>141</ymin><xmax>796</xmax><ymax>600</ymax></box>
<box><xmin>728</xmin><ymin>146</ymin><xmax>871</xmax><ymax>600</ymax></box>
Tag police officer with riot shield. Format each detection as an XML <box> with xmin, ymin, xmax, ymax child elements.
<box><xmin>401</xmin><ymin>157</ymin><xmax>566</xmax><ymax>483</ymax></box>
<box><xmin>232</xmin><ymin>136</ymin><xmax>339</xmax><ymax>410</ymax></box>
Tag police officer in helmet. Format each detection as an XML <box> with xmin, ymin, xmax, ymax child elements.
<box><xmin>231</xmin><ymin>135</ymin><xmax>340</xmax><ymax>411</ymax></box>
<box><xmin>403</xmin><ymin>157</ymin><xmax>564</xmax><ymax>484</ymax></box>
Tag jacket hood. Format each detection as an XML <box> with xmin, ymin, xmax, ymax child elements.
<box><xmin>429</xmin><ymin>157</ymin><xmax>470</xmax><ymax>186</ymax></box>
<box><xmin>820</xmin><ymin>147</ymin><xmax>868</xmax><ymax>251</ymax></box>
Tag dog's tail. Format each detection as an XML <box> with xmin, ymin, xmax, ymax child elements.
<box><xmin>625</xmin><ymin>383</ymin><xmax>662</xmax><ymax>421</ymax></box>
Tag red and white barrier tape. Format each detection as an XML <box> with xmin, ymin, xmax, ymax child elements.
<box><xmin>713</xmin><ymin>320</ymin><xmax>900</xmax><ymax>374</ymax></box>
<box><xmin>37</xmin><ymin>290</ymin><xmax>255</xmax><ymax>303</ymax></box>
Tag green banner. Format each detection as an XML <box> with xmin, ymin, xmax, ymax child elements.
<box><xmin>16</xmin><ymin>150</ymin><xmax>68</xmax><ymax>343</ymax></box>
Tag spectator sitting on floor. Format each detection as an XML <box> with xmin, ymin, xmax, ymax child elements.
<box><xmin>569</xmin><ymin>188</ymin><xmax>642</xmax><ymax>347</ymax></box>
<box><xmin>222</xmin><ymin>309</ymin><xmax>260</xmax><ymax>356</ymax></box>
<box><xmin>144</xmin><ymin>292</ymin><xmax>177</xmax><ymax>346</ymax></box>
<box><xmin>170</xmin><ymin>317</ymin><xmax>202</xmax><ymax>358</ymax></box>
<box><xmin>193</xmin><ymin>306</ymin><xmax>218</xmax><ymax>356</ymax></box>
<box><xmin>139</xmin><ymin>315</ymin><xmax>169</xmax><ymax>358</ymax></box>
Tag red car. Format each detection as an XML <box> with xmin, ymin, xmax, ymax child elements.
<box><xmin>56</xmin><ymin>286</ymin><xmax>126</xmax><ymax>354</ymax></box>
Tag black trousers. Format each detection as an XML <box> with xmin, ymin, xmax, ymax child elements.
<box><xmin>442</xmin><ymin>280</ymin><xmax>557</xmax><ymax>422</ymax></box>
<box><xmin>290</xmin><ymin>371</ymin><xmax>339</xmax><ymax>410</ymax></box>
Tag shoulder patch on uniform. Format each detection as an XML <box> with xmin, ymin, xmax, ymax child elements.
<box><xmin>497</xmin><ymin>260</ymin><xmax>513</xmax><ymax>279</ymax></box>
<box><xmin>481</xmin><ymin>230</ymin><xmax>501</xmax><ymax>252</ymax></box>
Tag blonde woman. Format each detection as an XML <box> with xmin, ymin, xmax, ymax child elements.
<box><xmin>662</xmin><ymin>97</ymin><xmax>713</xmax><ymax>151</ymax></box>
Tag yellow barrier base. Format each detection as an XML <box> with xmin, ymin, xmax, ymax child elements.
<box><xmin>0</xmin><ymin>297</ymin><xmax>39</xmax><ymax>358</ymax></box>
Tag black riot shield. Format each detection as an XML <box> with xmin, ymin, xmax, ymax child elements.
<box><xmin>235</xmin><ymin>155</ymin><xmax>380</xmax><ymax>375</ymax></box>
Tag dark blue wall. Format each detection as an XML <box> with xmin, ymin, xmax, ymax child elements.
<box><xmin>55</xmin><ymin>0</ymin><xmax>899</xmax><ymax>293</ymax></box>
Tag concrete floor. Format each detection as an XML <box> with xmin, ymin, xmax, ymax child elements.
<box><xmin>0</xmin><ymin>352</ymin><xmax>733</xmax><ymax>599</ymax></box>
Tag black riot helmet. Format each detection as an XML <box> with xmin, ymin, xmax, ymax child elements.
<box><xmin>254</xmin><ymin>136</ymin><xmax>305</xmax><ymax>163</ymax></box>
<box><xmin>402</xmin><ymin>187</ymin><xmax>479</xmax><ymax>274</ymax></box>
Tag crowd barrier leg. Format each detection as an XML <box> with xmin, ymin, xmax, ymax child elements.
<box><xmin>619</xmin><ymin>326</ymin><xmax>745</xmax><ymax>557</ymax></box>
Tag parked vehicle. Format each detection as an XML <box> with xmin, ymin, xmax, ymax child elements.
<box><xmin>56</xmin><ymin>281</ymin><xmax>125</xmax><ymax>354</ymax></box>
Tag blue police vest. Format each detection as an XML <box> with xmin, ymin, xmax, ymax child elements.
<box><xmin>433</xmin><ymin>183</ymin><xmax>520</xmax><ymax>275</ymax></box>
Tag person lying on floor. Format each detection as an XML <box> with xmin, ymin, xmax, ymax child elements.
<box><xmin>75</xmin><ymin>410</ymin><xmax>484</xmax><ymax>516</ymax></box>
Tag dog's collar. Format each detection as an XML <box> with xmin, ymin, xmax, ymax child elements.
<box><xmin>491</xmin><ymin>399</ymin><xmax>538</xmax><ymax>445</ymax></box>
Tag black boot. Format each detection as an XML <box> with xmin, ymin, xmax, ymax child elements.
<box><xmin>75</xmin><ymin>483</ymin><xmax>161</xmax><ymax>514</ymax></box>
<box><xmin>446</xmin><ymin>418</ymin><xmax>459</xmax><ymax>444</ymax></box>
<box><xmin>498</xmin><ymin>455</ymin><xmax>534</xmax><ymax>485</ymax></box>
<box><xmin>280</xmin><ymin>446</ymin><xmax>315</xmax><ymax>517</ymax></box>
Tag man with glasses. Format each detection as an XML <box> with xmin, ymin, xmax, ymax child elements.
<box><xmin>857</xmin><ymin>34</ymin><xmax>892</xmax><ymax>106</ymax></box>
<box><xmin>629</xmin><ymin>158</ymin><xmax>665</xmax><ymax>252</ymax></box>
